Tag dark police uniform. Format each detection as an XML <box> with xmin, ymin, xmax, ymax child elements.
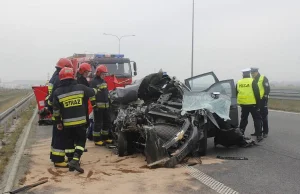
<box><xmin>236</xmin><ymin>68</ymin><xmax>263</xmax><ymax>141</ymax></box>
<box><xmin>89</xmin><ymin>76</ymin><xmax>111</xmax><ymax>145</ymax></box>
<box><xmin>52</xmin><ymin>80</ymin><xmax>97</xmax><ymax>165</ymax></box>
<box><xmin>251</xmin><ymin>68</ymin><xmax>270</xmax><ymax>136</ymax></box>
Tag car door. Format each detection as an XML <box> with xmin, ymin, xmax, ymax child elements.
<box><xmin>185</xmin><ymin>72</ymin><xmax>219</xmax><ymax>91</ymax></box>
<box><xmin>205</xmin><ymin>79</ymin><xmax>239</xmax><ymax>127</ymax></box>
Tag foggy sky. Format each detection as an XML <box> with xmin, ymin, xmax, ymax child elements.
<box><xmin>0</xmin><ymin>0</ymin><xmax>300</xmax><ymax>83</ymax></box>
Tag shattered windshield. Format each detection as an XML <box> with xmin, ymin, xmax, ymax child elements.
<box><xmin>182</xmin><ymin>91</ymin><xmax>231</xmax><ymax>120</ymax></box>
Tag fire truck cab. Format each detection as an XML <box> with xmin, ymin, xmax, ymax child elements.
<box><xmin>69</xmin><ymin>53</ymin><xmax>137</xmax><ymax>88</ymax></box>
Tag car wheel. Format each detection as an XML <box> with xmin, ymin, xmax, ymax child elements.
<box><xmin>118</xmin><ymin>132</ymin><xmax>127</xmax><ymax>157</ymax></box>
<box><xmin>126</xmin><ymin>133</ymin><xmax>135</xmax><ymax>155</ymax></box>
<box><xmin>198</xmin><ymin>124</ymin><xmax>208</xmax><ymax>156</ymax></box>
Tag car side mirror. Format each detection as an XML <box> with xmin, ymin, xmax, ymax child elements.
<box><xmin>211</xmin><ymin>92</ymin><xmax>220</xmax><ymax>99</ymax></box>
<box><xmin>133</xmin><ymin>62</ymin><xmax>137</xmax><ymax>76</ymax></box>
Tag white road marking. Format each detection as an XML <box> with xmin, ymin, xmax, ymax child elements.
<box><xmin>269</xmin><ymin>109</ymin><xmax>300</xmax><ymax>115</ymax></box>
<box><xmin>184</xmin><ymin>165</ymin><xmax>239</xmax><ymax>194</ymax></box>
<box><xmin>238</xmin><ymin>105</ymin><xmax>300</xmax><ymax>115</ymax></box>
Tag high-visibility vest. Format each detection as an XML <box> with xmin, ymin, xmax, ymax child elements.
<box><xmin>237</xmin><ymin>78</ymin><xmax>256</xmax><ymax>105</ymax></box>
<box><xmin>257</xmin><ymin>75</ymin><xmax>265</xmax><ymax>99</ymax></box>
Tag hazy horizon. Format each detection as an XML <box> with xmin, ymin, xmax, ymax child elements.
<box><xmin>1</xmin><ymin>0</ymin><xmax>300</xmax><ymax>83</ymax></box>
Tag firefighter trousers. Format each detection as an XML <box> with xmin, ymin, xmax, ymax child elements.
<box><xmin>50</xmin><ymin>124</ymin><xmax>66</xmax><ymax>163</ymax></box>
<box><xmin>64</xmin><ymin>125</ymin><xmax>87</xmax><ymax>161</ymax></box>
<box><xmin>93</xmin><ymin>108</ymin><xmax>111</xmax><ymax>142</ymax></box>
<box><xmin>239</xmin><ymin>105</ymin><xmax>262</xmax><ymax>136</ymax></box>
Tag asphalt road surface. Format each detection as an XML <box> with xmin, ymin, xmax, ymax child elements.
<box><xmin>196</xmin><ymin>109</ymin><xmax>300</xmax><ymax>194</ymax></box>
<box><xmin>12</xmin><ymin>109</ymin><xmax>300</xmax><ymax>194</ymax></box>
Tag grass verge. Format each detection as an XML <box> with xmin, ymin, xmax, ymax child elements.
<box><xmin>0</xmin><ymin>89</ymin><xmax>31</xmax><ymax>113</ymax></box>
<box><xmin>268</xmin><ymin>99</ymin><xmax>300</xmax><ymax>112</ymax></box>
<box><xmin>0</xmin><ymin>99</ymin><xmax>35</xmax><ymax>176</ymax></box>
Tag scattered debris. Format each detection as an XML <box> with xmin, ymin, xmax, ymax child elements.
<box><xmin>87</xmin><ymin>170</ymin><xmax>93</xmax><ymax>178</ymax></box>
<box><xmin>114</xmin><ymin>169</ymin><xmax>143</xmax><ymax>174</ymax></box>
<box><xmin>216</xmin><ymin>156</ymin><xmax>248</xmax><ymax>160</ymax></box>
<box><xmin>7</xmin><ymin>179</ymin><xmax>48</xmax><ymax>194</ymax></box>
<box><xmin>18</xmin><ymin>177</ymin><xmax>27</xmax><ymax>185</ymax></box>
<box><xmin>47</xmin><ymin>168</ymin><xmax>61</xmax><ymax>176</ymax></box>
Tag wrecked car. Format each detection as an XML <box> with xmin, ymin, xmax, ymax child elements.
<box><xmin>109</xmin><ymin>71</ymin><xmax>254</xmax><ymax>168</ymax></box>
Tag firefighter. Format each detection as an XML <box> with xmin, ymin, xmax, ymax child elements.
<box><xmin>77</xmin><ymin>63</ymin><xmax>91</xmax><ymax>87</ymax></box>
<box><xmin>251</xmin><ymin>67</ymin><xmax>271</xmax><ymax>138</ymax></box>
<box><xmin>52</xmin><ymin>67</ymin><xmax>98</xmax><ymax>173</ymax></box>
<box><xmin>90</xmin><ymin>65</ymin><xmax>113</xmax><ymax>146</ymax></box>
<box><xmin>236</xmin><ymin>68</ymin><xmax>263</xmax><ymax>142</ymax></box>
<box><xmin>76</xmin><ymin>63</ymin><xmax>93</xmax><ymax>148</ymax></box>
<box><xmin>47</xmin><ymin>58</ymin><xmax>73</xmax><ymax>167</ymax></box>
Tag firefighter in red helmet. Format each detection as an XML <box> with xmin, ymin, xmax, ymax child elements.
<box><xmin>76</xmin><ymin>63</ymin><xmax>92</xmax><ymax>149</ymax></box>
<box><xmin>77</xmin><ymin>63</ymin><xmax>92</xmax><ymax>87</ymax></box>
<box><xmin>47</xmin><ymin>58</ymin><xmax>74</xmax><ymax>168</ymax></box>
<box><xmin>52</xmin><ymin>67</ymin><xmax>98</xmax><ymax>173</ymax></box>
<box><xmin>89</xmin><ymin>65</ymin><xmax>113</xmax><ymax>146</ymax></box>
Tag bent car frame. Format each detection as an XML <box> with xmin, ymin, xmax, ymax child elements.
<box><xmin>109</xmin><ymin>71</ymin><xmax>253</xmax><ymax>168</ymax></box>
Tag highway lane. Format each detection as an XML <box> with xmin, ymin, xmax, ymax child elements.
<box><xmin>195</xmin><ymin>109</ymin><xmax>300</xmax><ymax>194</ymax></box>
<box><xmin>12</xmin><ymin>109</ymin><xmax>300</xmax><ymax>194</ymax></box>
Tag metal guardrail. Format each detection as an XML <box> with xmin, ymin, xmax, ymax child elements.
<box><xmin>0</xmin><ymin>93</ymin><xmax>35</xmax><ymax>132</ymax></box>
<box><xmin>269</xmin><ymin>89</ymin><xmax>300</xmax><ymax>100</ymax></box>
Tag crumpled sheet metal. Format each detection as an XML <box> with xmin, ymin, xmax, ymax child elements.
<box><xmin>182</xmin><ymin>92</ymin><xmax>231</xmax><ymax>120</ymax></box>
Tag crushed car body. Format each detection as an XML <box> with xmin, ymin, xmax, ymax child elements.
<box><xmin>109</xmin><ymin>71</ymin><xmax>255</xmax><ymax>168</ymax></box>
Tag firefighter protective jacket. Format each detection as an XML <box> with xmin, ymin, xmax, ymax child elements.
<box><xmin>48</xmin><ymin>70</ymin><xmax>59</xmax><ymax>95</ymax></box>
<box><xmin>52</xmin><ymin>80</ymin><xmax>97</xmax><ymax>128</ymax></box>
<box><xmin>89</xmin><ymin>76</ymin><xmax>110</xmax><ymax>108</ymax></box>
<box><xmin>76</xmin><ymin>74</ymin><xmax>90</xmax><ymax>124</ymax></box>
<box><xmin>77</xmin><ymin>73</ymin><xmax>89</xmax><ymax>87</ymax></box>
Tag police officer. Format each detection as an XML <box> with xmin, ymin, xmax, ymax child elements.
<box><xmin>52</xmin><ymin>67</ymin><xmax>98</xmax><ymax>173</ymax></box>
<box><xmin>90</xmin><ymin>65</ymin><xmax>112</xmax><ymax>146</ymax></box>
<box><xmin>47</xmin><ymin>58</ymin><xmax>73</xmax><ymax>167</ymax></box>
<box><xmin>251</xmin><ymin>67</ymin><xmax>270</xmax><ymax>138</ymax></box>
<box><xmin>236</xmin><ymin>68</ymin><xmax>263</xmax><ymax>142</ymax></box>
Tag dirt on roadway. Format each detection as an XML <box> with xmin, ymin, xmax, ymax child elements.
<box><xmin>19</xmin><ymin>137</ymin><xmax>208</xmax><ymax>194</ymax></box>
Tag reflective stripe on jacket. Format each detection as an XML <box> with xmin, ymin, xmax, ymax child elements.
<box><xmin>257</xmin><ymin>75</ymin><xmax>265</xmax><ymax>99</ymax></box>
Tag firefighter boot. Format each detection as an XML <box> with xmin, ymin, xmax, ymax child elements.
<box><xmin>69</xmin><ymin>161</ymin><xmax>82</xmax><ymax>172</ymax></box>
<box><xmin>69</xmin><ymin>160</ymin><xmax>84</xmax><ymax>173</ymax></box>
<box><xmin>105</xmin><ymin>139</ymin><xmax>113</xmax><ymax>144</ymax></box>
<box><xmin>54</xmin><ymin>162</ymin><xmax>69</xmax><ymax>168</ymax></box>
<box><xmin>95</xmin><ymin>141</ymin><xmax>105</xmax><ymax>146</ymax></box>
<box><xmin>68</xmin><ymin>157</ymin><xmax>75</xmax><ymax>171</ymax></box>
<box><xmin>69</xmin><ymin>153</ymin><xmax>84</xmax><ymax>173</ymax></box>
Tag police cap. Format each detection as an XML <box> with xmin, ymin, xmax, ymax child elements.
<box><xmin>241</xmin><ymin>68</ymin><xmax>251</xmax><ymax>73</ymax></box>
<box><xmin>250</xmin><ymin>67</ymin><xmax>259</xmax><ymax>72</ymax></box>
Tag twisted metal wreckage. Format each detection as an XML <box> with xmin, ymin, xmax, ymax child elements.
<box><xmin>108</xmin><ymin>71</ymin><xmax>256</xmax><ymax>168</ymax></box>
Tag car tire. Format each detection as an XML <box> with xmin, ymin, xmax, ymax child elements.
<box><xmin>118</xmin><ymin>132</ymin><xmax>127</xmax><ymax>157</ymax></box>
<box><xmin>126</xmin><ymin>132</ymin><xmax>135</xmax><ymax>155</ymax></box>
<box><xmin>198</xmin><ymin>124</ymin><xmax>208</xmax><ymax>156</ymax></box>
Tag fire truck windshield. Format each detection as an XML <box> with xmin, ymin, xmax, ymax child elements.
<box><xmin>95</xmin><ymin>63</ymin><xmax>132</xmax><ymax>78</ymax></box>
